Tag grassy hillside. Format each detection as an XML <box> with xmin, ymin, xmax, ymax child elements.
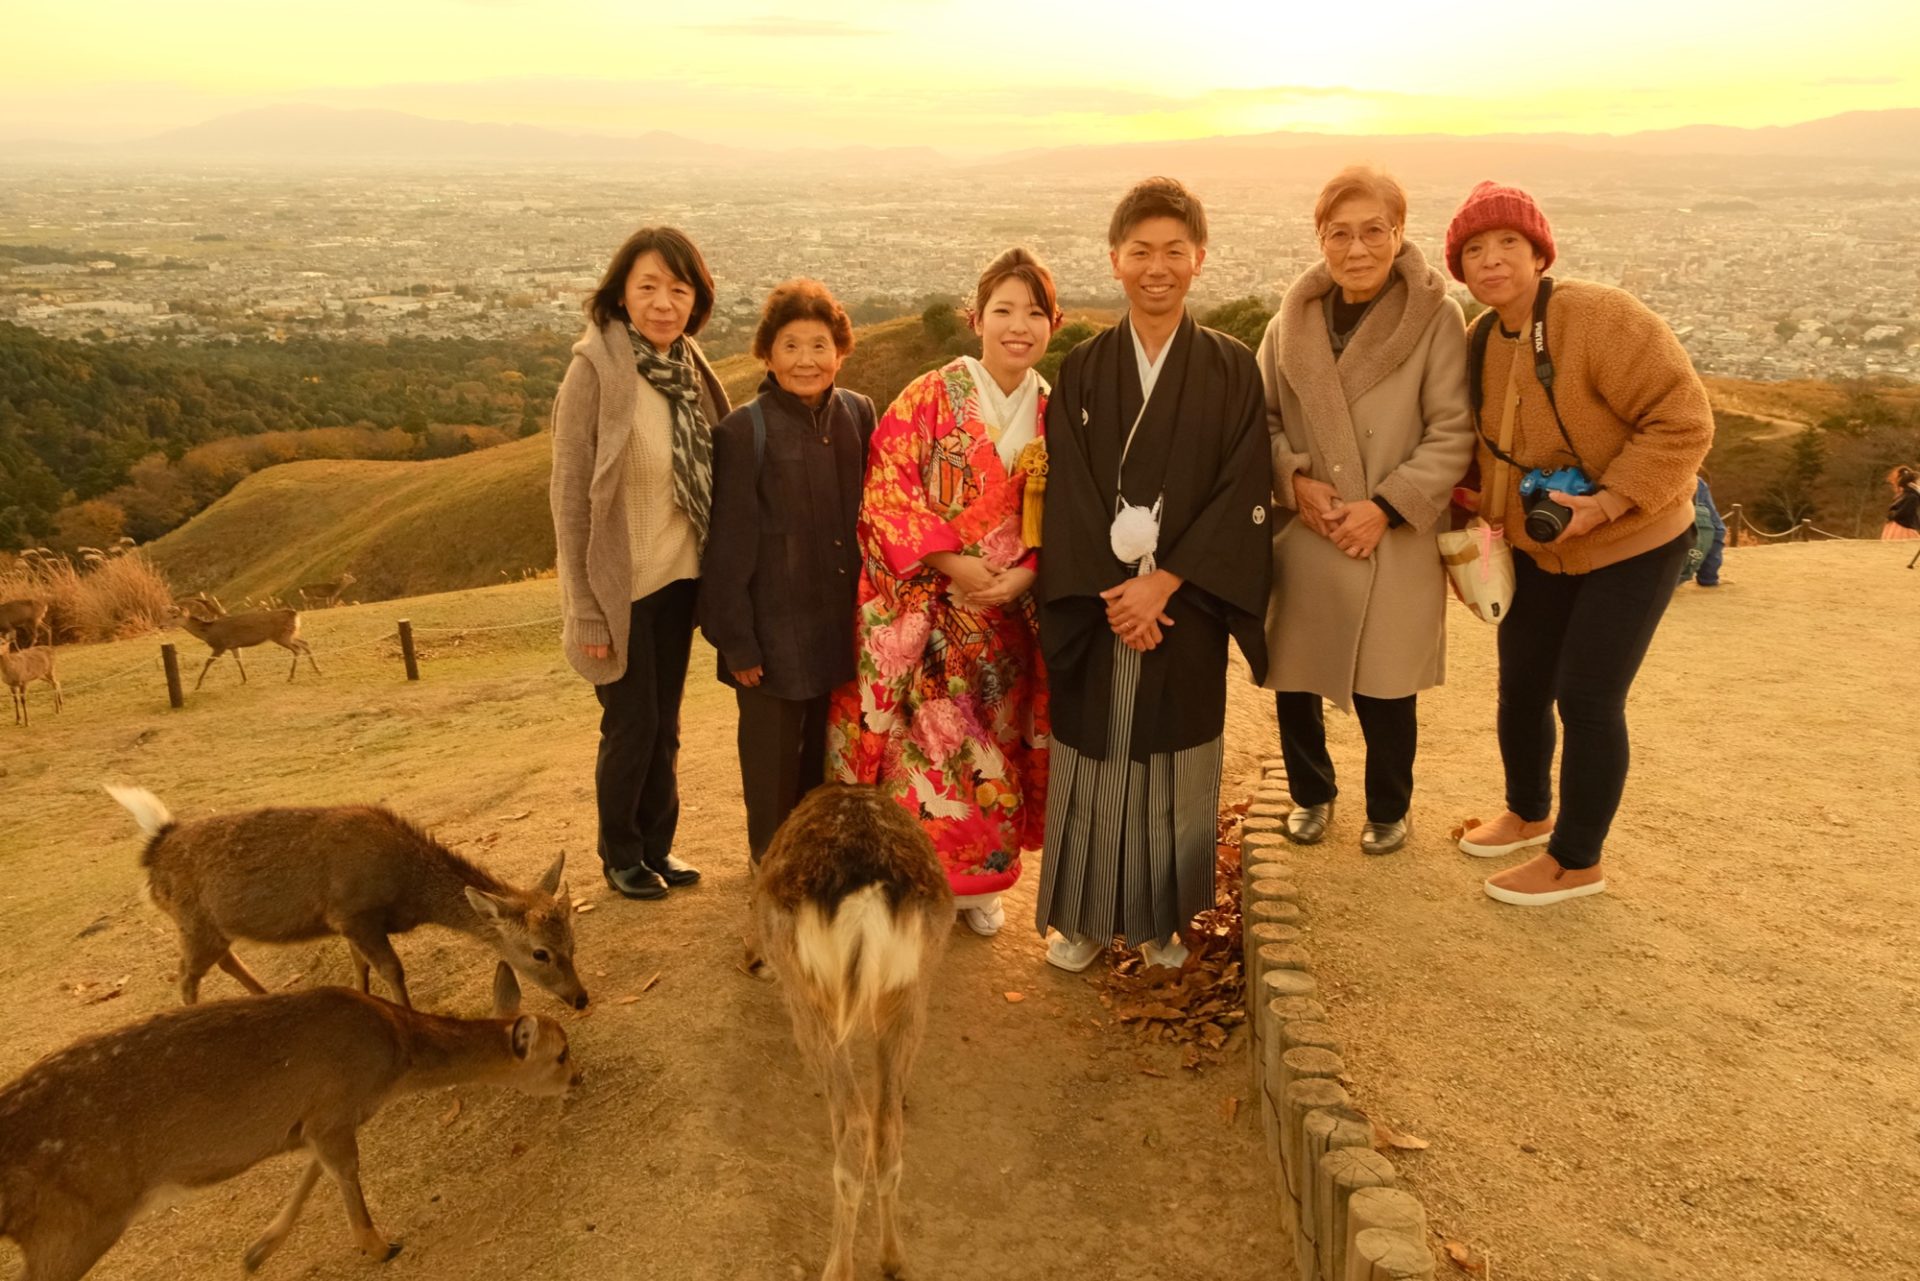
<box><xmin>147</xmin><ymin>435</ymin><xmax>556</xmax><ymax>605</ymax></box>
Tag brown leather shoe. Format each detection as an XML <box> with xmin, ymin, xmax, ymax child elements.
<box><xmin>1483</xmin><ymin>851</ymin><xmax>1606</xmax><ymax>906</ymax></box>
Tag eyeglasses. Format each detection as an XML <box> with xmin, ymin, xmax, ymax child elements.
<box><xmin>1320</xmin><ymin>224</ymin><xmax>1397</xmax><ymax>252</ymax></box>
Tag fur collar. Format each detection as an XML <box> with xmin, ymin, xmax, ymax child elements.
<box><xmin>1275</xmin><ymin>242</ymin><xmax>1449</xmax><ymax>501</ymax></box>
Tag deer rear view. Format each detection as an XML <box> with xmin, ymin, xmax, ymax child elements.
<box><xmin>0</xmin><ymin>964</ymin><xmax>572</xmax><ymax>1281</ymax></box>
<box><xmin>751</xmin><ymin>784</ymin><xmax>953</xmax><ymax>1281</ymax></box>
<box><xmin>0</xmin><ymin>634</ymin><xmax>61</xmax><ymax>728</ymax></box>
<box><xmin>171</xmin><ymin>596</ymin><xmax>318</xmax><ymax>689</ymax></box>
<box><xmin>105</xmin><ymin>786</ymin><xmax>590</xmax><ymax>1011</ymax></box>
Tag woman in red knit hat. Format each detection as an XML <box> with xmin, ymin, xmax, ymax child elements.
<box><xmin>1445</xmin><ymin>181</ymin><xmax>1713</xmax><ymax>907</ymax></box>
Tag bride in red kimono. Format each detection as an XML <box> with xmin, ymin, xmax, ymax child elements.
<box><xmin>827</xmin><ymin>248</ymin><xmax>1059</xmax><ymax>937</ymax></box>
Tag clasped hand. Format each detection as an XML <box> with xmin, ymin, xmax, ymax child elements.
<box><xmin>1100</xmin><ymin>570</ymin><xmax>1180</xmax><ymax>652</ymax></box>
<box><xmin>1293</xmin><ymin>473</ymin><xmax>1385</xmax><ymax>558</ymax></box>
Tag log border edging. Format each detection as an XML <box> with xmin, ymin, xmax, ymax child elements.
<box><xmin>1238</xmin><ymin>758</ymin><xmax>1438</xmax><ymax>1281</ymax></box>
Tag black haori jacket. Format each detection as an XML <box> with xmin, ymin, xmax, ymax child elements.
<box><xmin>1039</xmin><ymin>314</ymin><xmax>1272</xmax><ymax>761</ymax></box>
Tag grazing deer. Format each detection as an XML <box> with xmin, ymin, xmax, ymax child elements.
<box><xmin>171</xmin><ymin>595</ymin><xmax>318</xmax><ymax>689</ymax></box>
<box><xmin>0</xmin><ymin>597</ymin><xmax>51</xmax><ymax>649</ymax></box>
<box><xmin>751</xmin><ymin>784</ymin><xmax>953</xmax><ymax>1281</ymax></box>
<box><xmin>105</xmin><ymin>786</ymin><xmax>590</xmax><ymax>1011</ymax></box>
<box><xmin>0</xmin><ymin>963</ymin><xmax>572</xmax><ymax>1281</ymax></box>
<box><xmin>0</xmin><ymin>634</ymin><xmax>62</xmax><ymax>728</ymax></box>
<box><xmin>297</xmin><ymin>571</ymin><xmax>355</xmax><ymax>610</ymax></box>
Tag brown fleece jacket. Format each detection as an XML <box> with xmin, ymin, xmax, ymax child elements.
<box><xmin>1474</xmin><ymin>278</ymin><xmax>1713</xmax><ymax>574</ymax></box>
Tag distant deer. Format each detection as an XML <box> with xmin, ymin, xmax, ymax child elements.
<box><xmin>172</xmin><ymin>595</ymin><xmax>319</xmax><ymax>689</ymax></box>
<box><xmin>0</xmin><ymin>596</ymin><xmax>51</xmax><ymax>649</ymax></box>
<box><xmin>106</xmin><ymin>786</ymin><xmax>590</xmax><ymax>1011</ymax></box>
<box><xmin>751</xmin><ymin>784</ymin><xmax>953</xmax><ymax>1281</ymax></box>
<box><xmin>0</xmin><ymin>962</ymin><xmax>573</xmax><ymax>1281</ymax></box>
<box><xmin>298</xmin><ymin>571</ymin><xmax>356</xmax><ymax>609</ymax></box>
<box><xmin>0</xmin><ymin>633</ymin><xmax>62</xmax><ymax>728</ymax></box>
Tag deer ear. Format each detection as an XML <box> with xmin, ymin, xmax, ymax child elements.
<box><xmin>536</xmin><ymin>850</ymin><xmax>566</xmax><ymax>895</ymax></box>
<box><xmin>492</xmin><ymin>961</ymin><xmax>522</xmax><ymax>1018</ymax></box>
<box><xmin>464</xmin><ymin>887</ymin><xmax>508</xmax><ymax>922</ymax></box>
<box><xmin>510</xmin><ymin>1015</ymin><xmax>537</xmax><ymax>1060</ymax></box>
<box><xmin>554</xmin><ymin>882</ymin><xmax>574</xmax><ymax>915</ymax></box>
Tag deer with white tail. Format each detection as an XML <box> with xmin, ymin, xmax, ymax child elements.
<box><xmin>170</xmin><ymin>595</ymin><xmax>318</xmax><ymax>689</ymax></box>
<box><xmin>751</xmin><ymin>784</ymin><xmax>953</xmax><ymax>1281</ymax></box>
<box><xmin>0</xmin><ymin>962</ymin><xmax>572</xmax><ymax>1281</ymax></box>
<box><xmin>105</xmin><ymin>786</ymin><xmax>590</xmax><ymax>1010</ymax></box>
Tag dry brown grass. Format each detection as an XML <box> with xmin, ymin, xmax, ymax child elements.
<box><xmin>0</xmin><ymin>550</ymin><xmax>175</xmax><ymax>645</ymax></box>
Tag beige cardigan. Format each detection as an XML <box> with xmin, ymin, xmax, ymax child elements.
<box><xmin>1258</xmin><ymin>242</ymin><xmax>1475</xmax><ymax>708</ymax></box>
<box><xmin>549</xmin><ymin>319</ymin><xmax>728</xmax><ymax>684</ymax></box>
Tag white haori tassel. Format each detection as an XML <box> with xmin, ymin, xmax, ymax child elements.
<box><xmin>1110</xmin><ymin>496</ymin><xmax>1163</xmax><ymax>577</ymax></box>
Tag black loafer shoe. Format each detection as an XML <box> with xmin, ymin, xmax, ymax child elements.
<box><xmin>646</xmin><ymin>854</ymin><xmax>702</xmax><ymax>889</ymax></box>
<box><xmin>1284</xmin><ymin>801</ymin><xmax>1334</xmax><ymax>846</ymax></box>
<box><xmin>1360</xmin><ymin>817</ymin><xmax>1410</xmax><ymax>856</ymax></box>
<box><xmin>602</xmin><ymin>862</ymin><xmax>669</xmax><ymax>900</ymax></box>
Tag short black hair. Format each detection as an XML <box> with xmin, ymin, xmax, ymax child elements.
<box><xmin>1108</xmin><ymin>177</ymin><xmax>1209</xmax><ymax>250</ymax></box>
<box><xmin>585</xmin><ymin>226</ymin><xmax>716</xmax><ymax>334</ymax></box>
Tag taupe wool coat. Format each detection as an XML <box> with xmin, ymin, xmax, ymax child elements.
<box><xmin>549</xmin><ymin>319</ymin><xmax>729</xmax><ymax>685</ymax></box>
<box><xmin>1257</xmin><ymin>242</ymin><xmax>1474</xmax><ymax>709</ymax></box>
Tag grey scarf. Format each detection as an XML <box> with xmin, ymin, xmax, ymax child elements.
<box><xmin>627</xmin><ymin>326</ymin><xmax>713</xmax><ymax>545</ymax></box>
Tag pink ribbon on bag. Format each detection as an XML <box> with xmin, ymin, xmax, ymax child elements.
<box><xmin>1477</xmin><ymin>523</ymin><xmax>1499</xmax><ymax>583</ymax></box>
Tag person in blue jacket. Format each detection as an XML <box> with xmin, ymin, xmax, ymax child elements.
<box><xmin>1681</xmin><ymin>472</ymin><xmax>1727</xmax><ymax>587</ymax></box>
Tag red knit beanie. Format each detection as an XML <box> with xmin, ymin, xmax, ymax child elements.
<box><xmin>1445</xmin><ymin>181</ymin><xmax>1555</xmax><ymax>282</ymax></box>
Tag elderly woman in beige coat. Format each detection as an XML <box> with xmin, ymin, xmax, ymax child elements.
<box><xmin>1256</xmin><ymin>166</ymin><xmax>1473</xmax><ymax>856</ymax></box>
<box><xmin>551</xmin><ymin>225</ymin><xmax>730</xmax><ymax>901</ymax></box>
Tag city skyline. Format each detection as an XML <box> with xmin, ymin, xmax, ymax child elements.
<box><xmin>6</xmin><ymin>0</ymin><xmax>1919</xmax><ymax>152</ymax></box>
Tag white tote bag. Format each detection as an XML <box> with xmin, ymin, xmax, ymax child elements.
<box><xmin>1439</xmin><ymin>353</ymin><xmax>1521</xmax><ymax>624</ymax></box>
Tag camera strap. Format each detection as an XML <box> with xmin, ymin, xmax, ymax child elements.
<box><xmin>1467</xmin><ymin>277</ymin><xmax>1592</xmax><ymax>475</ymax></box>
<box><xmin>1485</xmin><ymin>351</ymin><xmax>1522</xmax><ymax>528</ymax></box>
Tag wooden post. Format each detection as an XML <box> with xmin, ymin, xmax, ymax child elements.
<box><xmin>160</xmin><ymin>643</ymin><xmax>183</xmax><ymax>709</ymax></box>
<box><xmin>1282</xmin><ymin>1077</ymin><xmax>1349</xmax><ymax>1278</ymax></box>
<box><xmin>1247</xmin><ymin>899</ymin><xmax>1304</xmax><ymax>930</ymax></box>
<box><xmin>1252</xmin><ymin>965</ymin><xmax>1317</xmax><ymax>1110</ymax></box>
<box><xmin>1347</xmin><ymin>1227</ymin><xmax>1435</xmax><ymax>1281</ymax></box>
<box><xmin>1343</xmin><ymin>1187</ymin><xmax>1428</xmax><ymax>1275</ymax></box>
<box><xmin>1726</xmin><ymin>503</ymin><xmax>1742</xmax><ymax>549</ymax></box>
<box><xmin>1315</xmin><ymin>1148</ymin><xmax>1396</xmax><ymax>1281</ymax></box>
<box><xmin>1272</xmin><ymin>1046</ymin><xmax>1343</xmax><ymax>1216</ymax></box>
<box><xmin>1265</xmin><ymin>1023</ymin><xmax>1340</xmax><ymax>1150</ymax></box>
<box><xmin>1796</xmin><ymin>518</ymin><xmax>1814</xmax><ymax>542</ymax></box>
<box><xmin>1248</xmin><ymin>877</ymin><xmax>1301</xmax><ymax>903</ymax></box>
<box><xmin>397</xmin><ymin>619</ymin><xmax>419</xmax><ymax>681</ymax></box>
<box><xmin>1241</xmin><ymin>830</ymin><xmax>1292</xmax><ymax>863</ymax></box>
<box><xmin>1243</xmin><ymin>813</ymin><xmax>1285</xmax><ymax>836</ymax></box>
<box><xmin>1302</xmin><ymin>1106</ymin><xmax>1373</xmax><ymax>1281</ymax></box>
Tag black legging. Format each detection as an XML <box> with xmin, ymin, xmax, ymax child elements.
<box><xmin>1497</xmin><ymin>531</ymin><xmax>1691</xmax><ymax>869</ymax></box>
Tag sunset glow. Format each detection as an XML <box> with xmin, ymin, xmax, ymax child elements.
<box><xmin>3</xmin><ymin>0</ymin><xmax>1917</xmax><ymax>151</ymax></box>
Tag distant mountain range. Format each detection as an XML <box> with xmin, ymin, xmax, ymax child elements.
<box><xmin>6</xmin><ymin>104</ymin><xmax>1918</xmax><ymax>178</ymax></box>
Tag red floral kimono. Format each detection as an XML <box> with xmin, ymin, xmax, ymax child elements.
<box><xmin>827</xmin><ymin>358</ymin><xmax>1050</xmax><ymax>899</ymax></box>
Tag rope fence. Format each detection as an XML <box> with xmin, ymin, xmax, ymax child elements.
<box><xmin>1719</xmin><ymin>504</ymin><xmax>1848</xmax><ymax>545</ymax></box>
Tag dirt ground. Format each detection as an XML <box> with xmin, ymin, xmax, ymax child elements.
<box><xmin>0</xmin><ymin>583</ymin><xmax>1284</xmax><ymax>1281</ymax></box>
<box><xmin>1262</xmin><ymin>539</ymin><xmax>1920</xmax><ymax>1281</ymax></box>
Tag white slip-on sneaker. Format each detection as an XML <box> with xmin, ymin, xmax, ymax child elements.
<box><xmin>960</xmin><ymin>899</ymin><xmax>1006</xmax><ymax>937</ymax></box>
<box><xmin>1138</xmin><ymin>936</ymin><xmax>1190</xmax><ymax>970</ymax></box>
<box><xmin>1045</xmin><ymin>932</ymin><xmax>1102</xmax><ymax>973</ymax></box>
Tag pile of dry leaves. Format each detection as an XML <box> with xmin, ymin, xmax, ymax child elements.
<box><xmin>1093</xmin><ymin>801</ymin><xmax>1250</xmax><ymax>1072</ymax></box>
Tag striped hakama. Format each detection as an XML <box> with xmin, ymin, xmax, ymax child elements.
<box><xmin>1033</xmin><ymin>635</ymin><xmax>1224</xmax><ymax>946</ymax></box>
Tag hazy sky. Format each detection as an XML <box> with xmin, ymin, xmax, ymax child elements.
<box><xmin>5</xmin><ymin>0</ymin><xmax>1917</xmax><ymax>151</ymax></box>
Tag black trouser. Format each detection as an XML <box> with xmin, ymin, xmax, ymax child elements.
<box><xmin>593</xmin><ymin>580</ymin><xmax>696</xmax><ymax>873</ymax></box>
<box><xmin>735</xmin><ymin>686</ymin><xmax>831</xmax><ymax>865</ymax></box>
<box><xmin>1275</xmin><ymin>691</ymin><xmax>1418</xmax><ymax>823</ymax></box>
<box><xmin>1498</xmin><ymin>531</ymin><xmax>1691</xmax><ymax>870</ymax></box>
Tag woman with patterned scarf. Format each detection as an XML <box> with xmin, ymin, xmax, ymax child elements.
<box><xmin>551</xmin><ymin>226</ymin><xmax>731</xmax><ymax>901</ymax></box>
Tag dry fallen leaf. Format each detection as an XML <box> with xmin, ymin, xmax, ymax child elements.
<box><xmin>1003</xmin><ymin>991</ymin><xmax>1025</xmax><ymax>1003</ymax></box>
<box><xmin>1444</xmin><ymin>1239</ymin><xmax>1488</xmax><ymax>1276</ymax></box>
<box><xmin>1448</xmin><ymin>816</ymin><xmax>1484</xmax><ymax>842</ymax></box>
<box><xmin>572</xmin><ymin>900</ymin><xmax>597</xmax><ymax>914</ymax></box>
<box><xmin>439</xmin><ymin>1097</ymin><xmax>462</xmax><ymax>1126</ymax></box>
<box><xmin>641</xmin><ymin>972</ymin><xmax>662</xmax><ymax>993</ymax></box>
<box><xmin>281</xmin><ymin>972</ymin><xmax>305</xmax><ymax>988</ymax></box>
<box><xmin>500</xmin><ymin>811</ymin><xmax>532</xmax><ymax>821</ymax></box>
<box><xmin>614</xmin><ymin>995</ymin><xmax>641</xmax><ymax>1006</ymax></box>
<box><xmin>1220</xmin><ymin>1095</ymin><xmax>1241</xmax><ymax>1125</ymax></box>
<box><xmin>1139</xmin><ymin>1066</ymin><xmax>1168</xmax><ymax>1079</ymax></box>
<box><xmin>1371</xmin><ymin>1118</ymin><xmax>1431</xmax><ymax>1152</ymax></box>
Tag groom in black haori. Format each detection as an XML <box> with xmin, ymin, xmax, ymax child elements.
<box><xmin>1035</xmin><ymin>177</ymin><xmax>1273</xmax><ymax>973</ymax></box>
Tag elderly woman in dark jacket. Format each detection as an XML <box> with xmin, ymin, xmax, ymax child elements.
<box><xmin>552</xmin><ymin>226</ymin><xmax>730</xmax><ymax>902</ymax></box>
<box><xmin>699</xmin><ymin>279</ymin><xmax>875</xmax><ymax>865</ymax></box>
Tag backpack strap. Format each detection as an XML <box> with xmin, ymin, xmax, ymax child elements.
<box><xmin>747</xmin><ymin>397</ymin><xmax>768</xmax><ymax>467</ymax></box>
